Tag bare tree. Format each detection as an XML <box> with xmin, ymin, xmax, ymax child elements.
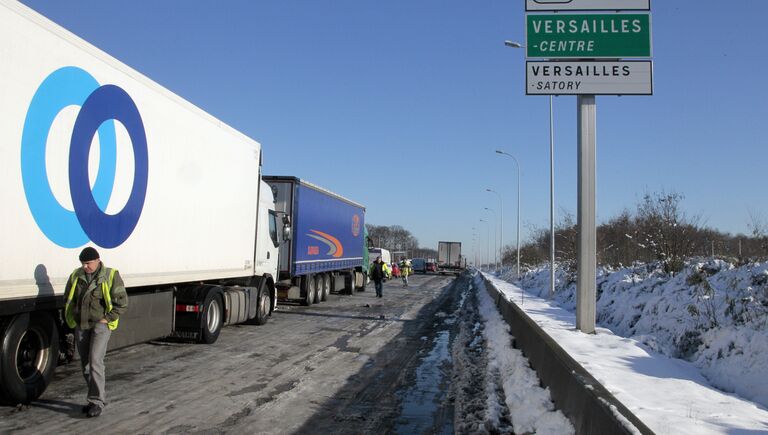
<box><xmin>365</xmin><ymin>224</ymin><xmax>420</xmax><ymax>258</ymax></box>
<box><xmin>747</xmin><ymin>208</ymin><xmax>768</xmax><ymax>259</ymax></box>
<box><xmin>634</xmin><ymin>191</ymin><xmax>700</xmax><ymax>273</ymax></box>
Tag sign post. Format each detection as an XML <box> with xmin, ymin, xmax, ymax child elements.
<box><xmin>523</xmin><ymin>1</ymin><xmax>652</xmax><ymax>334</ymax></box>
<box><xmin>576</xmin><ymin>95</ymin><xmax>597</xmax><ymax>333</ymax></box>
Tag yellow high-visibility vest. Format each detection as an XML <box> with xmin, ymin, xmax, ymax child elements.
<box><xmin>64</xmin><ymin>268</ymin><xmax>119</xmax><ymax>331</ymax></box>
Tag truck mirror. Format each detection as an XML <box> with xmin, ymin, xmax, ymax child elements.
<box><xmin>282</xmin><ymin>216</ymin><xmax>292</xmax><ymax>241</ymax></box>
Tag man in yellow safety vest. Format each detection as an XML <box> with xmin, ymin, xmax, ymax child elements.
<box><xmin>64</xmin><ymin>247</ymin><xmax>128</xmax><ymax>418</ymax></box>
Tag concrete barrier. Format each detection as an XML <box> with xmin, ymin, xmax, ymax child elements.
<box><xmin>482</xmin><ymin>275</ymin><xmax>654</xmax><ymax>435</ymax></box>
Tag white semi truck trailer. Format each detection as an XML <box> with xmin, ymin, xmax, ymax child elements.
<box><xmin>0</xmin><ymin>1</ymin><xmax>284</xmax><ymax>404</ymax></box>
<box><xmin>437</xmin><ymin>241</ymin><xmax>464</xmax><ymax>274</ymax></box>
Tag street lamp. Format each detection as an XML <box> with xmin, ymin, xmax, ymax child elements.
<box><xmin>486</xmin><ymin>188</ymin><xmax>504</xmax><ymax>273</ymax></box>
<box><xmin>493</xmin><ymin>152</ymin><xmax>522</xmax><ymax>279</ymax></box>
<box><xmin>483</xmin><ymin>207</ymin><xmax>498</xmax><ymax>272</ymax></box>
<box><xmin>479</xmin><ymin>219</ymin><xmax>490</xmax><ymax>271</ymax></box>
<box><xmin>504</xmin><ymin>40</ymin><xmax>555</xmax><ymax>298</ymax></box>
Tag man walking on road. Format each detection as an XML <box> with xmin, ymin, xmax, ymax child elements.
<box><xmin>370</xmin><ymin>256</ymin><xmax>385</xmax><ymax>298</ymax></box>
<box><xmin>400</xmin><ymin>258</ymin><xmax>412</xmax><ymax>288</ymax></box>
<box><xmin>64</xmin><ymin>247</ymin><xmax>128</xmax><ymax>418</ymax></box>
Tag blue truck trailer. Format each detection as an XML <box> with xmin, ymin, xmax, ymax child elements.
<box><xmin>264</xmin><ymin>176</ymin><xmax>367</xmax><ymax>305</ymax></box>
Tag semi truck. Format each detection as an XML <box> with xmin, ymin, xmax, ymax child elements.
<box><xmin>264</xmin><ymin>176</ymin><xmax>367</xmax><ymax>305</ymax></box>
<box><xmin>0</xmin><ymin>1</ymin><xmax>286</xmax><ymax>404</ymax></box>
<box><xmin>437</xmin><ymin>241</ymin><xmax>464</xmax><ymax>274</ymax></box>
<box><xmin>368</xmin><ymin>248</ymin><xmax>391</xmax><ymax>266</ymax></box>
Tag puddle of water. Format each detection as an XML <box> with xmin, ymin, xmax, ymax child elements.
<box><xmin>394</xmin><ymin>330</ymin><xmax>453</xmax><ymax>435</ymax></box>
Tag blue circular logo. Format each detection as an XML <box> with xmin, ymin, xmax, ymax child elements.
<box><xmin>21</xmin><ymin>66</ymin><xmax>148</xmax><ymax>248</ymax></box>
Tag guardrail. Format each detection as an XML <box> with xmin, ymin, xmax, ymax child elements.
<box><xmin>481</xmin><ymin>274</ymin><xmax>654</xmax><ymax>435</ymax></box>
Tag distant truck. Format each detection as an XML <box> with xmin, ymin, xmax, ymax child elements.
<box><xmin>264</xmin><ymin>176</ymin><xmax>367</xmax><ymax>305</ymax></box>
<box><xmin>438</xmin><ymin>241</ymin><xmax>464</xmax><ymax>274</ymax></box>
<box><xmin>368</xmin><ymin>247</ymin><xmax>392</xmax><ymax>266</ymax></box>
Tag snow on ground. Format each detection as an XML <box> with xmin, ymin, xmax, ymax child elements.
<box><xmin>473</xmin><ymin>273</ymin><xmax>574</xmax><ymax>434</ymax></box>
<box><xmin>504</xmin><ymin>260</ymin><xmax>768</xmax><ymax>408</ymax></box>
<box><xmin>483</xmin><ymin>270</ymin><xmax>768</xmax><ymax>434</ymax></box>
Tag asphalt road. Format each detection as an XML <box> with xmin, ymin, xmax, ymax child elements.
<box><xmin>0</xmin><ymin>273</ymin><xmax>466</xmax><ymax>434</ymax></box>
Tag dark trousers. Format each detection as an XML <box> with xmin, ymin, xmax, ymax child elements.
<box><xmin>374</xmin><ymin>280</ymin><xmax>383</xmax><ymax>297</ymax></box>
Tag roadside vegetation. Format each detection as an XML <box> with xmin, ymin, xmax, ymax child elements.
<box><xmin>509</xmin><ymin>191</ymin><xmax>768</xmax><ymax>271</ymax></box>
<box><xmin>499</xmin><ymin>191</ymin><xmax>768</xmax><ymax>407</ymax></box>
<box><xmin>366</xmin><ymin>224</ymin><xmax>437</xmax><ymax>259</ymax></box>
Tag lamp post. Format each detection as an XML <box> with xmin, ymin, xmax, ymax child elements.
<box><xmin>472</xmin><ymin>232</ymin><xmax>478</xmax><ymax>267</ymax></box>
<box><xmin>479</xmin><ymin>219</ymin><xmax>490</xmax><ymax>271</ymax></box>
<box><xmin>486</xmin><ymin>188</ymin><xmax>504</xmax><ymax>273</ymax></box>
<box><xmin>503</xmin><ymin>40</ymin><xmax>555</xmax><ymax>297</ymax></box>
<box><xmin>495</xmin><ymin>151</ymin><xmax>521</xmax><ymax>279</ymax></box>
<box><xmin>483</xmin><ymin>207</ymin><xmax>498</xmax><ymax>272</ymax></box>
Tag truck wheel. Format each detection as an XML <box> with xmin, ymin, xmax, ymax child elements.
<box><xmin>355</xmin><ymin>272</ymin><xmax>367</xmax><ymax>292</ymax></box>
<box><xmin>343</xmin><ymin>273</ymin><xmax>354</xmax><ymax>295</ymax></box>
<box><xmin>313</xmin><ymin>275</ymin><xmax>322</xmax><ymax>304</ymax></box>
<box><xmin>0</xmin><ymin>312</ymin><xmax>59</xmax><ymax>405</ymax></box>
<box><xmin>301</xmin><ymin>274</ymin><xmax>314</xmax><ymax>306</ymax></box>
<box><xmin>253</xmin><ymin>288</ymin><xmax>270</xmax><ymax>325</ymax></box>
<box><xmin>320</xmin><ymin>274</ymin><xmax>329</xmax><ymax>302</ymax></box>
<box><xmin>199</xmin><ymin>292</ymin><xmax>223</xmax><ymax>344</ymax></box>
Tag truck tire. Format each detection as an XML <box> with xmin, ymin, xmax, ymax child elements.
<box><xmin>343</xmin><ymin>272</ymin><xmax>354</xmax><ymax>295</ymax></box>
<box><xmin>355</xmin><ymin>271</ymin><xmax>367</xmax><ymax>292</ymax></box>
<box><xmin>253</xmin><ymin>287</ymin><xmax>270</xmax><ymax>326</ymax></box>
<box><xmin>320</xmin><ymin>274</ymin><xmax>329</xmax><ymax>302</ymax></box>
<box><xmin>199</xmin><ymin>292</ymin><xmax>223</xmax><ymax>344</ymax></box>
<box><xmin>313</xmin><ymin>275</ymin><xmax>322</xmax><ymax>304</ymax></box>
<box><xmin>0</xmin><ymin>312</ymin><xmax>59</xmax><ymax>405</ymax></box>
<box><xmin>301</xmin><ymin>274</ymin><xmax>314</xmax><ymax>306</ymax></box>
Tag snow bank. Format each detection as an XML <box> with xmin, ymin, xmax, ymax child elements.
<box><xmin>506</xmin><ymin>260</ymin><xmax>768</xmax><ymax>409</ymax></box>
<box><xmin>485</xmin><ymin>268</ymin><xmax>768</xmax><ymax>434</ymax></box>
<box><xmin>474</xmin><ymin>274</ymin><xmax>574</xmax><ymax>434</ymax></box>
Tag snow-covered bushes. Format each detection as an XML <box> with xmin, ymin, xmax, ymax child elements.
<box><xmin>506</xmin><ymin>259</ymin><xmax>768</xmax><ymax>408</ymax></box>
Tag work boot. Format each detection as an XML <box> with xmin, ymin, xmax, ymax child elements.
<box><xmin>87</xmin><ymin>404</ymin><xmax>102</xmax><ymax>418</ymax></box>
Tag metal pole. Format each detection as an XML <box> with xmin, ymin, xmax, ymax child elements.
<box><xmin>480</xmin><ymin>219</ymin><xmax>490</xmax><ymax>271</ymax></box>
<box><xmin>487</xmin><ymin>189</ymin><xmax>504</xmax><ymax>274</ymax></box>
<box><xmin>499</xmin><ymin>196</ymin><xmax>503</xmax><ymax>273</ymax></box>
<box><xmin>549</xmin><ymin>95</ymin><xmax>555</xmax><ymax>298</ymax></box>
<box><xmin>477</xmin><ymin>224</ymin><xmax>484</xmax><ymax>268</ymax></box>
<box><xmin>495</xmin><ymin>151</ymin><xmax>522</xmax><ymax>279</ymax></box>
<box><xmin>576</xmin><ymin>95</ymin><xmax>596</xmax><ymax>334</ymax></box>
<box><xmin>484</xmin><ymin>208</ymin><xmax>498</xmax><ymax>272</ymax></box>
<box><xmin>516</xmin><ymin>160</ymin><xmax>521</xmax><ymax>280</ymax></box>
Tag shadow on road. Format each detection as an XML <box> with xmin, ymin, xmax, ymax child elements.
<box><xmin>275</xmin><ymin>309</ymin><xmax>410</xmax><ymax>323</ymax></box>
<box><xmin>29</xmin><ymin>399</ymin><xmax>82</xmax><ymax>416</ymax></box>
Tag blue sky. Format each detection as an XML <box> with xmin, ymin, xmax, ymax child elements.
<box><xmin>19</xmin><ymin>1</ymin><xmax>768</xmax><ymax>253</ymax></box>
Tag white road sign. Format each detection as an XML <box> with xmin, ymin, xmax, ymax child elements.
<box><xmin>526</xmin><ymin>60</ymin><xmax>652</xmax><ymax>95</ymax></box>
<box><xmin>525</xmin><ymin>0</ymin><xmax>650</xmax><ymax>11</ymax></box>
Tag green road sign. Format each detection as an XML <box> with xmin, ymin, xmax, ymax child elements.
<box><xmin>526</xmin><ymin>14</ymin><xmax>651</xmax><ymax>59</ymax></box>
